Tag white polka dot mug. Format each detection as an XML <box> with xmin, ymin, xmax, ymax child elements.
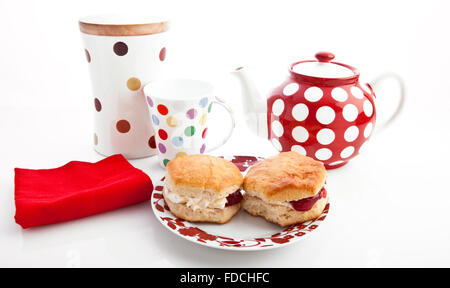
<box><xmin>234</xmin><ymin>52</ymin><xmax>405</xmax><ymax>169</ymax></box>
<box><xmin>143</xmin><ymin>79</ymin><xmax>236</xmax><ymax>168</ymax></box>
<box><xmin>80</xmin><ymin>15</ymin><xmax>169</xmax><ymax>159</ymax></box>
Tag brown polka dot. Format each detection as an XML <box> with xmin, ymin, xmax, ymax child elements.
<box><xmin>94</xmin><ymin>133</ymin><xmax>98</xmax><ymax>145</ymax></box>
<box><xmin>127</xmin><ymin>77</ymin><xmax>141</xmax><ymax>91</ymax></box>
<box><xmin>113</xmin><ymin>42</ymin><xmax>128</xmax><ymax>56</ymax></box>
<box><xmin>85</xmin><ymin>49</ymin><xmax>91</xmax><ymax>63</ymax></box>
<box><xmin>148</xmin><ymin>135</ymin><xmax>156</xmax><ymax>149</ymax></box>
<box><xmin>159</xmin><ymin>47</ymin><xmax>166</xmax><ymax>61</ymax></box>
<box><xmin>94</xmin><ymin>98</ymin><xmax>102</xmax><ymax>112</ymax></box>
<box><xmin>116</xmin><ymin>120</ymin><xmax>131</xmax><ymax>133</ymax></box>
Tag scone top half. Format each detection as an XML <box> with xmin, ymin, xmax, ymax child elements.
<box><xmin>244</xmin><ymin>152</ymin><xmax>327</xmax><ymax>206</ymax></box>
<box><xmin>165</xmin><ymin>155</ymin><xmax>244</xmax><ymax>211</ymax></box>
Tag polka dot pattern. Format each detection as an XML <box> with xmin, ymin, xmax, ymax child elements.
<box><xmin>342</xmin><ymin>104</ymin><xmax>358</xmax><ymax>122</ymax></box>
<box><xmin>157</xmin><ymin>105</ymin><xmax>169</xmax><ymax>115</ymax></box>
<box><xmin>200</xmin><ymin>144</ymin><xmax>206</xmax><ymax>154</ymax></box>
<box><xmin>166</xmin><ymin>116</ymin><xmax>178</xmax><ymax>127</ymax></box>
<box><xmin>127</xmin><ymin>77</ymin><xmax>141</xmax><ymax>91</ymax></box>
<box><xmin>85</xmin><ymin>49</ymin><xmax>91</xmax><ymax>63</ymax></box>
<box><xmin>363</xmin><ymin>100</ymin><xmax>373</xmax><ymax>117</ymax></box>
<box><xmin>316</xmin><ymin>128</ymin><xmax>335</xmax><ymax>145</ymax></box>
<box><xmin>172</xmin><ymin>136</ymin><xmax>184</xmax><ymax>147</ymax></box>
<box><xmin>272</xmin><ymin>99</ymin><xmax>285</xmax><ymax>116</ymax></box>
<box><xmin>200</xmin><ymin>114</ymin><xmax>207</xmax><ymax>126</ymax></box>
<box><xmin>202</xmin><ymin>128</ymin><xmax>208</xmax><ymax>139</ymax></box>
<box><xmin>116</xmin><ymin>120</ymin><xmax>131</xmax><ymax>133</ymax></box>
<box><xmin>304</xmin><ymin>87</ymin><xmax>323</xmax><ymax>102</ymax></box>
<box><xmin>292</xmin><ymin>103</ymin><xmax>309</xmax><ymax>121</ymax></box>
<box><xmin>292</xmin><ymin>126</ymin><xmax>309</xmax><ymax>143</ymax></box>
<box><xmin>186</xmin><ymin>109</ymin><xmax>197</xmax><ymax>119</ymax></box>
<box><xmin>159</xmin><ymin>47</ymin><xmax>166</xmax><ymax>61</ymax></box>
<box><xmin>158</xmin><ymin>129</ymin><xmax>168</xmax><ymax>140</ymax></box>
<box><xmin>283</xmin><ymin>83</ymin><xmax>299</xmax><ymax>96</ymax></box>
<box><xmin>344</xmin><ymin>126</ymin><xmax>359</xmax><ymax>142</ymax></box>
<box><xmin>94</xmin><ymin>98</ymin><xmax>102</xmax><ymax>112</ymax></box>
<box><xmin>272</xmin><ymin>120</ymin><xmax>284</xmax><ymax>137</ymax></box>
<box><xmin>158</xmin><ymin>143</ymin><xmax>166</xmax><ymax>153</ymax></box>
<box><xmin>331</xmin><ymin>88</ymin><xmax>348</xmax><ymax>102</ymax></box>
<box><xmin>184</xmin><ymin>126</ymin><xmax>196</xmax><ymax>137</ymax></box>
<box><xmin>113</xmin><ymin>42</ymin><xmax>128</xmax><ymax>56</ymax></box>
<box><xmin>146</xmin><ymin>96</ymin><xmax>153</xmax><ymax>107</ymax></box>
<box><xmin>266</xmin><ymin>81</ymin><xmax>377</xmax><ymax>168</ymax></box>
<box><xmin>152</xmin><ymin>115</ymin><xmax>160</xmax><ymax>125</ymax></box>
<box><xmin>148</xmin><ymin>136</ymin><xmax>156</xmax><ymax>149</ymax></box>
<box><xmin>316</xmin><ymin>106</ymin><xmax>335</xmax><ymax>125</ymax></box>
<box><xmin>94</xmin><ymin>133</ymin><xmax>98</xmax><ymax>145</ymax></box>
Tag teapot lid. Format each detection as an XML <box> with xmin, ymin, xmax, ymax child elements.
<box><xmin>290</xmin><ymin>52</ymin><xmax>360</xmax><ymax>86</ymax></box>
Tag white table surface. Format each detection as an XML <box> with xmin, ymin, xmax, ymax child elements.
<box><xmin>1</xmin><ymin>0</ymin><xmax>450</xmax><ymax>268</ymax></box>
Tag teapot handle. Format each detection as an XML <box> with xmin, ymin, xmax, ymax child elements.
<box><xmin>368</xmin><ymin>73</ymin><xmax>405</xmax><ymax>133</ymax></box>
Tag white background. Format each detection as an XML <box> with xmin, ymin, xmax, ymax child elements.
<box><xmin>1</xmin><ymin>0</ymin><xmax>450</xmax><ymax>267</ymax></box>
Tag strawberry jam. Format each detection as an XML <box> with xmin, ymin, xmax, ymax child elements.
<box><xmin>225</xmin><ymin>190</ymin><xmax>243</xmax><ymax>207</ymax></box>
<box><xmin>290</xmin><ymin>188</ymin><xmax>327</xmax><ymax>212</ymax></box>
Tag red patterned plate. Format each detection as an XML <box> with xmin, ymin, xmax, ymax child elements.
<box><xmin>151</xmin><ymin>156</ymin><xmax>330</xmax><ymax>251</ymax></box>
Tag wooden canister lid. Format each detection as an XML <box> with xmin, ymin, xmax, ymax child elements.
<box><xmin>79</xmin><ymin>14</ymin><xmax>169</xmax><ymax>36</ymax></box>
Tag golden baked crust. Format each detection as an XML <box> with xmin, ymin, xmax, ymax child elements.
<box><xmin>243</xmin><ymin>152</ymin><xmax>327</xmax><ymax>202</ymax></box>
<box><xmin>166</xmin><ymin>155</ymin><xmax>243</xmax><ymax>193</ymax></box>
<box><xmin>242</xmin><ymin>194</ymin><xmax>328</xmax><ymax>227</ymax></box>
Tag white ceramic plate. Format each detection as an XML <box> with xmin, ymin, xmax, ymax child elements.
<box><xmin>151</xmin><ymin>155</ymin><xmax>330</xmax><ymax>251</ymax></box>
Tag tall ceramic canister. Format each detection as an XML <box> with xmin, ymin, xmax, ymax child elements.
<box><xmin>79</xmin><ymin>15</ymin><xmax>169</xmax><ymax>159</ymax></box>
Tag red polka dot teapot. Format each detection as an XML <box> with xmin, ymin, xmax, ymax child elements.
<box><xmin>234</xmin><ymin>52</ymin><xmax>405</xmax><ymax>169</ymax></box>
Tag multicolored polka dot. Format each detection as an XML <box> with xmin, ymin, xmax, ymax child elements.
<box><xmin>172</xmin><ymin>136</ymin><xmax>184</xmax><ymax>147</ymax></box>
<box><xmin>158</xmin><ymin>129</ymin><xmax>168</xmax><ymax>140</ymax></box>
<box><xmin>186</xmin><ymin>109</ymin><xmax>197</xmax><ymax>119</ymax></box>
<box><xmin>157</xmin><ymin>104</ymin><xmax>169</xmax><ymax>115</ymax></box>
<box><xmin>146</xmin><ymin>96</ymin><xmax>154</xmax><ymax>107</ymax></box>
<box><xmin>166</xmin><ymin>116</ymin><xmax>178</xmax><ymax>127</ymax></box>
<box><xmin>176</xmin><ymin>152</ymin><xmax>187</xmax><ymax>158</ymax></box>
<box><xmin>116</xmin><ymin>120</ymin><xmax>131</xmax><ymax>133</ymax></box>
<box><xmin>208</xmin><ymin>102</ymin><xmax>213</xmax><ymax>113</ymax></box>
<box><xmin>113</xmin><ymin>42</ymin><xmax>128</xmax><ymax>56</ymax></box>
<box><xmin>127</xmin><ymin>77</ymin><xmax>141</xmax><ymax>91</ymax></box>
<box><xmin>152</xmin><ymin>115</ymin><xmax>160</xmax><ymax>125</ymax></box>
<box><xmin>163</xmin><ymin>159</ymin><xmax>170</xmax><ymax>166</ymax></box>
<box><xmin>184</xmin><ymin>126</ymin><xmax>196</xmax><ymax>136</ymax></box>
<box><xmin>85</xmin><ymin>49</ymin><xmax>91</xmax><ymax>63</ymax></box>
<box><xmin>202</xmin><ymin>128</ymin><xmax>208</xmax><ymax>139</ymax></box>
<box><xmin>200</xmin><ymin>144</ymin><xmax>206</xmax><ymax>154</ymax></box>
<box><xmin>199</xmin><ymin>114</ymin><xmax>207</xmax><ymax>126</ymax></box>
<box><xmin>199</xmin><ymin>97</ymin><xmax>209</xmax><ymax>108</ymax></box>
<box><xmin>94</xmin><ymin>98</ymin><xmax>102</xmax><ymax>112</ymax></box>
<box><xmin>159</xmin><ymin>47</ymin><xmax>166</xmax><ymax>61</ymax></box>
<box><xmin>148</xmin><ymin>136</ymin><xmax>156</xmax><ymax>149</ymax></box>
<box><xmin>158</xmin><ymin>143</ymin><xmax>166</xmax><ymax>153</ymax></box>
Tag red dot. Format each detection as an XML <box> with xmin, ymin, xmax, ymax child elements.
<box><xmin>202</xmin><ymin>128</ymin><xmax>208</xmax><ymax>139</ymax></box>
<box><xmin>157</xmin><ymin>105</ymin><xmax>169</xmax><ymax>115</ymax></box>
<box><xmin>148</xmin><ymin>136</ymin><xmax>156</xmax><ymax>149</ymax></box>
<box><xmin>158</xmin><ymin>129</ymin><xmax>168</xmax><ymax>140</ymax></box>
<box><xmin>159</xmin><ymin>47</ymin><xmax>166</xmax><ymax>61</ymax></box>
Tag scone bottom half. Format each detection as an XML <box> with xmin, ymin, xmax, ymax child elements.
<box><xmin>242</xmin><ymin>152</ymin><xmax>329</xmax><ymax>226</ymax></box>
<box><xmin>163</xmin><ymin>155</ymin><xmax>245</xmax><ymax>224</ymax></box>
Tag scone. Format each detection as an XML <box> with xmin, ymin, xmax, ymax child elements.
<box><xmin>242</xmin><ymin>151</ymin><xmax>328</xmax><ymax>227</ymax></box>
<box><xmin>164</xmin><ymin>155</ymin><xmax>244</xmax><ymax>224</ymax></box>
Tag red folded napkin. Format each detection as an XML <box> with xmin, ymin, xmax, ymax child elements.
<box><xmin>14</xmin><ymin>154</ymin><xmax>153</xmax><ymax>229</ymax></box>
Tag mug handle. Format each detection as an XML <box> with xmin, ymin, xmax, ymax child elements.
<box><xmin>369</xmin><ymin>73</ymin><xmax>406</xmax><ymax>133</ymax></box>
<box><xmin>205</xmin><ymin>98</ymin><xmax>236</xmax><ymax>152</ymax></box>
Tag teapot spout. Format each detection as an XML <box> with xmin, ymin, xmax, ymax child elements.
<box><xmin>232</xmin><ymin>67</ymin><xmax>268</xmax><ymax>138</ymax></box>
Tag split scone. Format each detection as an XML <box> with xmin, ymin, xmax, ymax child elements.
<box><xmin>164</xmin><ymin>155</ymin><xmax>244</xmax><ymax>224</ymax></box>
<box><xmin>242</xmin><ymin>151</ymin><xmax>328</xmax><ymax>227</ymax></box>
